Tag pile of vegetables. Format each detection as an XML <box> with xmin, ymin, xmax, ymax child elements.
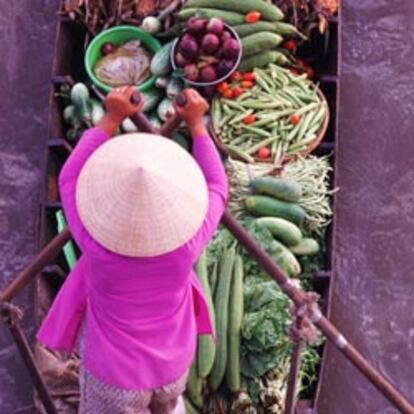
<box><xmin>185</xmin><ymin>227</ymin><xmax>321</xmax><ymax>413</ymax></box>
<box><xmin>172</xmin><ymin>17</ymin><xmax>241</xmax><ymax>85</ymax></box>
<box><xmin>226</xmin><ymin>156</ymin><xmax>334</xmax><ymax>233</ymax></box>
<box><xmin>212</xmin><ymin>64</ymin><xmax>328</xmax><ymax>162</ymax></box>
<box><xmin>55</xmin><ymin>1</ymin><xmax>338</xmax><ymax>412</ymax></box>
<box><xmin>179</xmin><ymin>0</ymin><xmax>305</xmax><ymax>71</ymax></box>
<box><xmin>63</xmin><ymin>82</ymin><xmax>104</xmax><ymax>141</ymax></box>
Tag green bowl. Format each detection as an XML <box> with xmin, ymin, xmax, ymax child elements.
<box><xmin>85</xmin><ymin>26</ymin><xmax>161</xmax><ymax>93</ymax></box>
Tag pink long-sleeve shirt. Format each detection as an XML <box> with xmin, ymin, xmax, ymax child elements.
<box><xmin>37</xmin><ymin>127</ymin><xmax>228</xmax><ymax>390</ymax></box>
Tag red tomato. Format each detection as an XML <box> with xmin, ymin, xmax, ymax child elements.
<box><xmin>304</xmin><ymin>66</ymin><xmax>315</xmax><ymax>79</ymax></box>
<box><xmin>295</xmin><ymin>58</ymin><xmax>306</xmax><ymax>67</ymax></box>
<box><xmin>222</xmin><ymin>89</ymin><xmax>234</xmax><ymax>99</ymax></box>
<box><xmin>242</xmin><ymin>72</ymin><xmax>256</xmax><ymax>81</ymax></box>
<box><xmin>230</xmin><ymin>71</ymin><xmax>242</xmax><ymax>81</ymax></box>
<box><xmin>217</xmin><ymin>81</ymin><xmax>229</xmax><ymax>94</ymax></box>
<box><xmin>289</xmin><ymin>114</ymin><xmax>301</xmax><ymax>125</ymax></box>
<box><xmin>257</xmin><ymin>147</ymin><xmax>271</xmax><ymax>159</ymax></box>
<box><xmin>243</xmin><ymin>114</ymin><xmax>257</xmax><ymax>124</ymax></box>
<box><xmin>232</xmin><ymin>87</ymin><xmax>243</xmax><ymax>97</ymax></box>
<box><xmin>245</xmin><ymin>11</ymin><xmax>261</xmax><ymax>23</ymax></box>
<box><xmin>241</xmin><ymin>80</ymin><xmax>254</xmax><ymax>89</ymax></box>
<box><xmin>283</xmin><ymin>39</ymin><xmax>297</xmax><ymax>52</ymax></box>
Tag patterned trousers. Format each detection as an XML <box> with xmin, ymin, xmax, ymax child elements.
<box><xmin>78</xmin><ymin>366</ymin><xmax>188</xmax><ymax>414</ymax></box>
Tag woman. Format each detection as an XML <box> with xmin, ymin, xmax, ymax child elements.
<box><xmin>37</xmin><ymin>87</ymin><xmax>228</xmax><ymax>413</ymax></box>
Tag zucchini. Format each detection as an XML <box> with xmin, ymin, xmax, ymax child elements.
<box><xmin>196</xmin><ymin>252</ymin><xmax>216</xmax><ymax>379</ymax></box>
<box><xmin>290</xmin><ymin>238</ymin><xmax>320</xmax><ymax>256</ymax></box>
<box><xmin>157</xmin><ymin>97</ymin><xmax>175</xmax><ymax>122</ymax></box>
<box><xmin>256</xmin><ymin>217</ymin><xmax>303</xmax><ymax>247</ymax></box>
<box><xmin>245</xmin><ymin>195</ymin><xmax>306</xmax><ymax>227</ymax></box>
<box><xmin>184</xmin><ymin>0</ymin><xmax>284</xmax><ymax>21</ymax></box>
<box><xmin>150</xmin><ymin>40</ymin><xmax>174</xmax><ymax>77</ymax></box>
<box><xmin>226</xmin><ymin>255</ymin><xmax>243</xmax><ymax>393</ymax></box>
<box><xmin>179</xmin><ymin>8</ymin><xmax>245</xmax><ymax>25</ymax></box>
<box><xmin>269</xmin><ymin>239</ymin><xmax>301</xmax><ymax>277</ymax></box>
<box><xmin>208</xmin><ymin>247</ymin><xmax>236</xmax><ymax>391</ymax></box>
<box><xmin>70</xmin><ymin>83</ymin><xmax>91</xmax><ymax>118</ymax></box>
<box><xmin>238</xmin><ymin>51</ymin><xmax>290</xmax><ymax>72</ymax></box>
<box><xmin>251</xmin><ymin>177</ymin><xmax>302</xmax><ymax>202</ymax></box>
<box><xmin>142</xmin><ymin>88</ymin><xmax>163</xmax><ymax>113</ymax></box>
<box><xmin>241</xmin><ymin>32</ymin><xmax>284</xmax><ymax>58</ymax></box>
<box><xmin>186</xmin><ymin>360</ymin><xmax>203</xmax><ymax>409</ymax></box>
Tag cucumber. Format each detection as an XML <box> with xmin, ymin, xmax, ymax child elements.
<box><xmin>269</xmin><ymin>239</ymin><xmax>301</xmax><ymax>277</ymax></box>
<box><xmin>290</xmin><ymin>238</ymin><xmax>320</xmax><ymax>256</ymax></box>
<box><xmin>234</xmin><ymin>22</ymin><xmax>285</xmax><ymax>37</ymax></box>
<box><xmin>70</xmin><ymin>83</ymin><xmax>91</xmax><ymax>119</ymax></box>
<box><xmin>150</xmin><ymin>40</ymin><xmax>174</xmax><ymax>77</ymax></box>
<box><xmin>238</xmin><ymin>51</ymin><xmax>290</xmax><ymax>72</ymax></box>
<box><xmin>195</xmin><ymin>252</ymin><xmax>216</xmax><ymax>379</ymax></box>
<box><xmin>245</xmin><ymin>195</ymin><xmax>306</xmax><ymax>227</ymax></box>
<box><xmin>142</xmin><ymin>88</ymin><xmax>163</xmax><ymax>113</ymax></box>
<box><xmin>208</xmin><ymin>247</ymin><xmax>236</xmax><ymax>391</ymax></box>
<box><xmin>179</xmin><ymin>8</ymin><xmax>245</xmax><ymax>25</ymax></box>
<box><xmin>186</xmin><ymin>360</ymin><xmax>203</xmax><ymax>409</ymax></box>
<box><xmin>273</xmin><ymin>21</ymin><xmax>306</xmax><ymax>38</ymax></box>
<box><xmin>226</xmin><ymin>255</ymin><xmax>243</xmax><ymax>393</ymax></box>
<box><xmin>256</xmin><ymin>217</ymin><xmax>303</xmax><ymax>247</ymax></box>
<box><xmin>209</xmin><ymin>260</ymin><xmax>219</xmax><ymax>298</ymax></box>
<box><xmin>251</xmin><ymin>177</ymin><xmax>302</xmax><ymax>202</ymax></box>
<box><xmin>184</xmin><ymin>0</ymin><xmax>284</xmax><ymax>21</ymax></box>
<box><xmin>241</xmin><ymin>32</ymin><xmax>284</xmax><ymax>58</ymax></box>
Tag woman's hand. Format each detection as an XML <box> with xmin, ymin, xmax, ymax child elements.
<box><xmin>173</xmin><ymin>89</ymin><xmax>209</xmax><ymax>138</ymax></box>
<box><xmin>97</xmin><ymin>86</ymin><xmax>144</xmax><ymax>137</ymax></box>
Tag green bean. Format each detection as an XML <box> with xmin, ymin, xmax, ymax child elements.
<box><xmin>227</xmin><ymin>145</ymin><xmax>255</xmax><ymax>163</ymax></box>
<box><xmin>246</xmin><ymin>136</ymin><xmax>277</xmax><ymax>155</ymax></box>
<box><xmin>296</xmin><ymin>111</ymin><xmax>315</xmax><ymax>143</ymax></box>
<box><xmin>241</xmin><ymin>125</ymin><xmax>272</xmax><ymax>137</ymax></box>
<box><xmin>229</xmin><ymin>110</ymin><xmax>254</xmax><ymax>125</ymax></box>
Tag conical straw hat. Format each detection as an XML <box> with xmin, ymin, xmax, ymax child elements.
<box><xmin>76</xmin><ymin>133</ymin><xmax>208</xmax><ymax>257</ymax></box>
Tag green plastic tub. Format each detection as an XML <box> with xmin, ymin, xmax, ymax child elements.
<box><xmin>85</xmin><ymin>25</ymin><xmax>161</xmax><ymax>93</ymax></box>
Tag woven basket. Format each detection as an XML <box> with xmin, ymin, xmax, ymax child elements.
<box><xmin>210</xmin><ymin>89</ymin><xmax>330</xmax><ymax>164</ymax></box>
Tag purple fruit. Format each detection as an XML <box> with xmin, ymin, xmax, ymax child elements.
<box><xmin>101</xmin><ymin>42</ymin><xmax>116</xmax><ymax>55</ymax></box>
<box><xmin>187</xmin><ymin>17</ymin><xmax>208</xmax><ymax>36</ymax></box>
<box><xmin>202</xmin><ymin>85</ymin><xmax>218</xmax><ymax>99</ymax></box>
<box><xmin>207</xmin><ymin>17</ymin><xmax>224</xmax><ymax>35</ymax></box>
<box><xmin>217</xmin><ymin>59</ymin><xmax>234</xmax><ymax>78</ymax></box>
<box><xmin>223</xmin><ymin>38</ymin><xmax>240</xmax><ymax>59</ymax></box>
<box><xmin>179</xmin><ymin>36</ymin><xmax>199</xmax><ymax>59</ymax></box>
<box><xmin>201</xmin><ymin>33</ymin><xmax>220</xmax><ymax>54</ymax></box>
<box><xmin>175</xmin><ymin>52</ymin><xmax>188</xmax><ymax>68</ymax></box>
<box><xmin>220</xmin><ymin>30</ymin><xmax>232</xmax><ymax>44</ymax></box>
<box><xmin>200</xmin><ymin>65</ymin><xmax>217</xmax><ymax>82</ymax></box>
<box><xmin>184</xmin><ymin>63</ymin><xmax>199</xmax><ymax>82</ymax></box>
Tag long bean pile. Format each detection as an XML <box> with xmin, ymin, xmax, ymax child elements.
<box><xmin>212</xmin><ymin>64</ymin><xmax>328</xmax><ymax>163</ymax></box>
<box><xmin>226</xmin><ymin>156</ymin><xmax>335</xmax><ymax>233</ymax></box>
